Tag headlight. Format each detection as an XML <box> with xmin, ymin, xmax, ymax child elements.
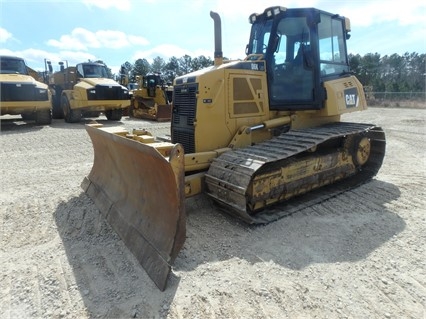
<box><xmin>35</xmin><ymin>87</ymin><xmax>49</xmax><ymax>100</ymax></box>
<box><xmin>273</xmin><ymin>7</ymin><xmax>284</xmax><ymax>15</ymax></box>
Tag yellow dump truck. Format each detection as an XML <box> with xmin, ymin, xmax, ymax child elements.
<box><xmin>47</xmin><ymin>61</ymin><xmax>130</xmax><ymax>122</ymax></box>
<box><xmin>82</xmin><ymin>7</ymin><xmax>386</xmax><ymax>290</ymax></box>
<box><xmin>0</xmin><ymin>55</ymin><xmax>52</xmax><ymax>125</ymax></box>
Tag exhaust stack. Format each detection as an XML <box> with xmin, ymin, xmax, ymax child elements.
<box><xmin>210</xmin><ymin>11</ymin><xmax>223</xmax><ymax>66</ymax></box>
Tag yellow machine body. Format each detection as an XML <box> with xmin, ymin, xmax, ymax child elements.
<box><xmin>82</xmin><ymin>7</ymin><xmax>385</xmax><ymax>290</ymax></box>
<box><xmin>48</xmin><ymin>62</ymin><xmax>130</xmax><ymax>122</ymax></box>
<box><xmin>129</xmin><ymin>74</ymin><xmax>172</xmax><ymax>121</ymax></box>
<box><xmin>0</xmin><ymin>55</ymin><xmax>52</xmax><ymax>124</ymax></box>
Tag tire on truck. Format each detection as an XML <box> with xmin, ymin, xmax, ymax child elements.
<box><xmin>62</xmin><ymin>95</ymin><xmax>81</xmax><ymax>123</ymax></box>
<box><xmin>105</xmin><ymin>109</ymin><xmax>122</xmax><ymax>121</ymax></box>
<box><xmin>35</xmin><ymin>109</ymin><xmax>52</xmax><ymax>125</ymax></box>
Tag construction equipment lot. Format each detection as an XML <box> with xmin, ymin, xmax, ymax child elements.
<box><xmin>1</xmin><ymin>106</ymin><xmax>425</xmax><ymax>318</ymax></box>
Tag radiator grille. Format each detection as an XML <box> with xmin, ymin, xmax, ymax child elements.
<box><xmin>87</xmin><ymin>84</ymin><xmax>129</xmax><ymax>100</ymax></box>
<box><xmin>1</xmin><ymin>83</ymin><xmax>48</xmax><ymax>101</ymax></box>
<box><xmin>171</xmin><ymin>128</ymin><xmax>195</xmax><ymax>154</ymax></box>
<box><xmin>171</xmin><ymin>83</ymin><xmax>198</xmax><ymax>153</ymax></box>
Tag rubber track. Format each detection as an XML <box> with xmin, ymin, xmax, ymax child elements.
<box><xmin>205</xmin><ymin>122</ymin><xmax>386</xmax><ymax>224</ymax></box>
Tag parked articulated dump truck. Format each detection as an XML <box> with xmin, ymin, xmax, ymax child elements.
<box><xmin>0</xmin><ymin>55</ymin><xmax>52</xmax><ymax>125</ymax></box>
<box><xmin>47</xmin><ymin>61</ymin><xmax>130</xmax><ymax>122</ymax></box>
<box><xmin>82</xmin><ymin>7</ymin><xmax>386</xmax><ymax>290</ymax></box>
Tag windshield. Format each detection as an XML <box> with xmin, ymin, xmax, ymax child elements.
<box><xmin>267</xmin><ymin>15</ymin><xmax>315</xmax><ymax>102</ymax></box>
<box><xmin>247</xmin><ymin>20</ymin><xmax>273</xmax><ymax>55</ymax></box>
<box><xmin>143</xmin><ymin>75</ymin><xmax>163</xmax><ymax>88</ymax></box>
<box><xmin>77</xmin><ymin>63</ymin><xmax>109</xmax><ymax>78</ymax></box>
<box><xmin>0</xmin><ymin>57</ymin><xmax>28</xmax><ymax>75</ymax></box>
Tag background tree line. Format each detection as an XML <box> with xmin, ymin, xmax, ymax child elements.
<box><xmin>349</xmin><ymin>52</ymin><xmax>425</xmax><ymax>93</ymax></box>
<box><xmin>118</xmin><ymin>55</ymin><xmax>215</xmax><ymax>85</ymax></box>
<box><xmin>116</xmin><ymin>52</ymin><xmax>425</xmax><ymax>93</ymax></box>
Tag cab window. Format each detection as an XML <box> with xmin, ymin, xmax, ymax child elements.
<box><xmin>318</xmin><ymin>14</ymin><xmax>349</xmax><ymax>76</ymax></box>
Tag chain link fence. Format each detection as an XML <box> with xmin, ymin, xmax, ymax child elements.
<box><xmin>366</xmin><ymin>91</ymin><xmax>426</xmax><ymax>108</ymax></box>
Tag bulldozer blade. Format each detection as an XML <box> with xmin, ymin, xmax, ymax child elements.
<box><xmin>155</xmin><ymin>104</ymin><xmax>172</xmax><ymax>122</ymax></box>
<box><xmin>81</xmin><ymin>124</ymin><xmax>186</xmax><ymax>291</ymax></box>
<box><xmin>132</xmin><ymin>103</ymin><xmax>171</xmax><ymax>122</ymax></box>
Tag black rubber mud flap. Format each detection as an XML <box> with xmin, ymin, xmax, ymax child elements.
<box><xmin>81</xmin><ymin>124</ymin><xmax>186</xmax><ymax>291</ymax></box>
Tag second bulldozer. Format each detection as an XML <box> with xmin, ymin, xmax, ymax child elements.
<box><xmin>129</xmin><ymin>73</ymin><xmax>173</xmax><ymax>121</ymax></box>
<box><xmin>82</xmin><ymin>7</ymin><xmax>386</xmax><ymax>291</ymax></box>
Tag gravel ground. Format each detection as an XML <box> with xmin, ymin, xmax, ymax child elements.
<box><xmin>0</xmin><ymin>107</ymin><xmax>425</xmax><ymax>318</ymax></box>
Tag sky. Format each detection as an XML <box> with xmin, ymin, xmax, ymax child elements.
<box><xmin>1</xmin><ymin>0</ymin><xmax>425</xmax><ymax>75</ymax></box>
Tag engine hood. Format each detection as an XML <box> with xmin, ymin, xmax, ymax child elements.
<box><xmin>174</xmin><ymin>59</ymin><xmax>251</xmax><ymax>85</ymax></box>
<box><xmin>0</xmin><ymin>73</ymin><xmax>48</xmax><ymax>88</ymax></box>
<box><xmin>81</xmin><ymin>77</ymin><xmax>122</xmax><ymax>87</ymax></box>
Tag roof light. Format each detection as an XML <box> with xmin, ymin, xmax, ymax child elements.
<box><xmin>249</xmin><ymin>13</ymin><xmax>258</xmax><ymax>24</ymax></box>
<box><xmin>273</xmin><ymin>7</ymin><xmax>285</xmax><ymax>15</ymax></box>
<box><xmin>249</xmin><ymin>6</ymin><xmax>286</xmax><ymax>23</ymax></box>
<box><xmin>264</xmin><ymin>6</ymin><xmax>286</xmax><ymax>17</ymax></box>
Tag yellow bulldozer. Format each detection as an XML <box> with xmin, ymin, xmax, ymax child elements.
<box><xmin>129</xmin><ymin>73</ymin><xmax>173</xmax><ymax>121</ymax></box>
<box><xmin>82</xmin><ymin>7</ymin><xmax>386</xmax><ymax>290</ymax></box>
<box><xmin>47</xmin><ymin>61</ymin><xmax>130</xmax><ymax>122</ymax></box>
<box><xmin>0</xmin><ymin>55</ymin><xmax>52</xmax><ymax>125</ymax></box>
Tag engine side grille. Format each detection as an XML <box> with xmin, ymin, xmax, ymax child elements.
<box><xmin>1</xmin><ymin>83</ymin><xmax>48</xmax><ymax>101</ymax></box>
<box><xmin>171</xmin><ymin>129</ymin><xmax>195</xmax><ymax>154</ymax></box>
<box><xmin>171</xmin><ymin>83</ymin><xmax>198</xmax><ymax>154</ymax></box>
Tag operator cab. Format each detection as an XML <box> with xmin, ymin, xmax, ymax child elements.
<box><xmin>142</xmin><ymin>73</ymin><xmax>165</xmax><ymax>97</ymax></box>
<box><xmin>246</xmin><ymin>7</ymin><xmax>351</xmax><ymax>110</ymax></box>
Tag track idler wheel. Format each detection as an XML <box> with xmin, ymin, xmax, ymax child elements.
<box><xmin>353</xmin><ymin>136</ymin><xmax>371</xmax><ymax>166</ymax></box>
